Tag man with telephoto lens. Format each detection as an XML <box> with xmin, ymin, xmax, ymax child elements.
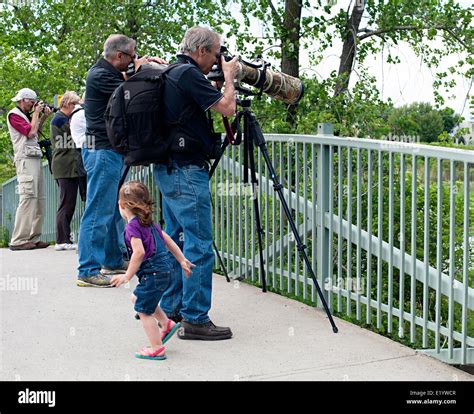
<box><xmin>154</xmin><ymin>26</ymin><xmax>238</xmax><ymax>340</ymax></box>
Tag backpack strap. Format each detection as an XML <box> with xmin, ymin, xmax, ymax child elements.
<box><xmin>69</xmin><ymin>106</ymin><xmax>84</xmax><ymax>120</ymax></box>
<box><xmin>127</xmin><ymin>62</ymin><xmax>183</xmax><ymax>83</ymax></box>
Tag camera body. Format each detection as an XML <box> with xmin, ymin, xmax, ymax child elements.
<box><xmin>34</xmin><ymin>100</ymin><xmax>58</xmax><ymax>114</ymax></box>
<box><xmin>208</xmin><ymin>46</ymin><xmax>232</xmax><ymax>82</ymax></box>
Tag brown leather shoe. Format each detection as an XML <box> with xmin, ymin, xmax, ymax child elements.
<box><xmin>34</xmin><ymin>241</ymin><xmax>50</xmax><ymax>249</ymax></box>
<box><xmin>9</xmin><ymin>242</ymin><xmax>37</xmax><ymax>251</ymax></box>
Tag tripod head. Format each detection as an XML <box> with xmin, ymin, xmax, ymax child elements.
<box><xmin>236</xmin><ymin>97</ymin><xmax>252</xmax><ymax>110</ymax></box>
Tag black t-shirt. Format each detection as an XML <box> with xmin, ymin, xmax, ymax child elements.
<box><xmin>84</xmin><ymin>58</ymin><xmax>124</xmax><ymax>150</ymax></box>
<box><xmin>163</xmin><ymin>55</ymin><xmax>223</xmax><ymax>163</ymax></box>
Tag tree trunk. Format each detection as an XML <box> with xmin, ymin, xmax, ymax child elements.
<box><xmin>281</xmin><ymin>0</ymin><xmax>302</xmax><ymax>78</ymax></box>
<box><xmin>334</xmin><ymin>1</ymin><xmax>366</xmax><ymax>97</ymax></box>
<box><xmin>280</xmin><ymin>0</ymin><xmax>302</xmax><ymax>123</ymax></box>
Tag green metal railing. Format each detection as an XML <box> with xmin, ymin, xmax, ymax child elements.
<box><xmin>212</xmin><ymin>132</ymin><xmax>473</xmax><ymax>365</ymax></box>
<box><xmin>2</xmin><ymin>132</ymin><xmax>473</xmax><ymax>364</ymax></box>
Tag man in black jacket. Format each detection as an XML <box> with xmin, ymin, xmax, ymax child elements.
<box><xmin>77</xmin><ymin>34</ymin><xmax>164</xmax><ymax>287</ymax></box>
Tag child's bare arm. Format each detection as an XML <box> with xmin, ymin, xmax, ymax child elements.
<box><xmin>162</xmin><ymin>231</ymin><xmax>196</xmax><ymax>277</ymax></box>
<box><xmin>110</xmin><ymin>237</ymin><xmax>145</xmax><ymax>287</ymax></box>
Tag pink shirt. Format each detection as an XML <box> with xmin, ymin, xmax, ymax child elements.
<box><xmin>8</xmin><ymin>113</ymin><xmax>32</xmax><ymax>137</ymax></box>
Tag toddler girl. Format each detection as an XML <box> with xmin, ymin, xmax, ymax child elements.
<box><xmin>111</xmin><ymin>181</ymin><xmax>195</xmax><ymax>360</ymax></box>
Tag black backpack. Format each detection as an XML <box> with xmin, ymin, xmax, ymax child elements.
<box><xmin>104</xmin><ymin>63</ymin><xmax>180</xmax><ymax>166</ymax></box>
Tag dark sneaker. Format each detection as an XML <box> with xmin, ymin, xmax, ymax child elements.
<box><xmin>100</xmin><ymin>261</ymin><xmax>129</xmax><ymax>275</ymax></box>
<box><xmin>9</xmin><ymin>242</ymin><xmax>37</xmax><ymax>251</ymax></box>
<box><xmin>76</xmin><ymin>274</ymin><xmax>112</xmax><ymax>288</ymax></box>
<box><xmin>178</xmin><ymin>320</ymin><xmax>232</xmax><ymax>341</ymax></box>
<box><xmin>34</xmin><ymin>241</ymin><xmax>50</xmax><ymax>249</ymax></box>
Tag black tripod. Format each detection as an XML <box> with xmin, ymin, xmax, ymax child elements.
<box><xmin>210</xmin><ymin>98</ymin><xmax>339</xmax><ymax>333</ymax></box>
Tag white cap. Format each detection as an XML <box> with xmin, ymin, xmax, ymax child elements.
<box><xmin>11</xmin><ymin>88</ymin><xmax>38</xmax><ymax>102</ymax></box>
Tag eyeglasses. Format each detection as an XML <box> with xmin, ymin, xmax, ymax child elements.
<box><xmin>117</xmin><ymin>50</ymin><xmax>137</xmax><ymax>60</ymax></box>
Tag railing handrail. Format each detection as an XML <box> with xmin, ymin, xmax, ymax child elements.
<box><xmin>220</xmin><ymin>152</ymin><xmax>473</xmax><ymax>308</ymax></box>
<box><xmin>265</xmin><ymin>134</ymin><xmax>474</xmax><ymax>163</ymax></box>
<box><xmin>2</xmin><ymin>132</ymin><xmax>472</xmax><ymax>364</ymax></box>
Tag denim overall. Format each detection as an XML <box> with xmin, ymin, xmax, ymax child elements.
<box><xmin>133</xmin><ymin>224</ymin><xmax>173</xmax><ymax>315</ymax></box>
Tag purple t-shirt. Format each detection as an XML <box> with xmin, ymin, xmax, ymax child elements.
<box><xmin>124</xmin><ymin>217</ymin><xmax>166</xmax><ymax>261</ymax></box>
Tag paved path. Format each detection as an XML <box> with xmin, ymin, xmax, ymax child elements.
<box><xmin>0</xmin><ymin>247</ymin><xmax>471</xmax><ymax>381</ymax></box>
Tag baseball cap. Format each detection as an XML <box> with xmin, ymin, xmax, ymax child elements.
<box><xmin>11</xmin><ymin>88</ymin><xmax>38</xmax><ymax>102</ymax></box>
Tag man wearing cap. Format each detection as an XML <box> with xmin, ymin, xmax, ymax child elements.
<box><xmin>7</xmin><ymin>88</ymin><xmax>52</xmax><ymax>250</ymax></box>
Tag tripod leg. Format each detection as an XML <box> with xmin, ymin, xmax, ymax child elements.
<box><xmin>214</xmin><ymin>240</ymin><xmax>230</xmax><ymax>282</ymax></box>
<box><xmin>208</xmin><ymin>137</ymin><xmax>231</xmax><ymax>282</ymax></box>
<box><xmin>118</xmin><ymin>165</ymin><xmax>130</xmax><ymax>191</ymax></box>
<box><xmin>249</xmin><ymin>114</ymin><xmax>338</xmax><ymax>333</ymax></box>
<box><xmin>209</xmin><ymin>137</ymin><xmax>229</xmax><ymax>179</ymax></box>
<box><xmin>246</xmin><ymin>115</ymin><xmax>267</xmax><ymax>293</ymax></box>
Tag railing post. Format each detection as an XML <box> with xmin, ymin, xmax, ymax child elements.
<box><xmin>316</xmin><ymin>123</ymin><xmax>333</xmax><ymax>307</ymax></box>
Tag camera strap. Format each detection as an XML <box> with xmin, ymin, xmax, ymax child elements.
<box><xmin>255</xmin><ymin>62</ymin><xmax>267</xmax><ymax>99</ymax></box>
<box><xmin>221</xmin><ymin>115</ymin><xmax>241</xmax><ymax>145</ymax></box>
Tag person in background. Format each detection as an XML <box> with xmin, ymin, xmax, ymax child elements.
<box><xmin>50</xmin><ymin>91</ymin><xmax>86</xmax><ymax>251</ymax></box>
<box><xmin>69</xmin><ymin>96</ymin><xmax>87</xmax><ymax>203</ymax></box>
<box><xmin>6</xmin><ymin>88</ymin><xmax>52</xmax><ymax>250</ymax></box>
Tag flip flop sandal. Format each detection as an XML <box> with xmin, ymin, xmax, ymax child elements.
<box><xmin>162</xmin><ymin>320</ymin><xmax>181</xmax><ymax>344</ymax></box>
<box><xmin>135</xmin><ymin>345</ymin><xmax>166</xmax><ymax>360</ymax></box>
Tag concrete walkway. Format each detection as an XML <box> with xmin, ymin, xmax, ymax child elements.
<box><xmin>0</xmin><ymin>247</ymin><xmax>471</xmax><ymax>381</ymax></box>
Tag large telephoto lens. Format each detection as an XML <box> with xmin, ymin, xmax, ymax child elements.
<box><xmin>236</xmin><ymin>61</ymin><xmax>304</xmax><ymax>105</ymax></box>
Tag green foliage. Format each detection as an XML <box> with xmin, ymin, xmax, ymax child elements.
<box><xmin>0</xmin><ymin>127</ymin><xmax>15</xmax><ymax>183</ymax></box>
<box><xmin>0</xmin><ymin>0</ymin><xmax>472</xmax><ymax>174</ymax></box>
<box><xmin>386</xmin><ymin>102</ymin><xmax>460</xmax><ymax>143</ymax></box>
<box><xmin>244</xmin><ymin>73</ymin><xmax>393</xmax><ymax>138</ymax></box>
<box><xmin>0</xmin><ymin>226</ymin><xmax>9</xmax><ymax>248</ymax></box>
<box><xmin>439</xmin><ymin>106</ymin><xmax>464</xmax><ymax>133</ymax></box>
<box><xmin>0</xmin><ymin>0</ymin><xmax>235</xmax><ymax>183</ymax></box>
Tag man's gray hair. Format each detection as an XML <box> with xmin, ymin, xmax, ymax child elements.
<box><xmin>104</xmin><ymin>34</ymin><xmax>136</xmax><ymax>59</ymax></box>
<box><xmin>179</xmin><ymin>27</ymin><xmax>221</xmax><ymax>54</ymax></box>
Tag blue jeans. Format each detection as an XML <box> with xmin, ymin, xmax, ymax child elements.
<box><xmin>153</xmin><ymin>162</ymin><xmax>214</xmax><ymax>324</ymax></box>
<box><xmin>134</xmin><ymin>226</ymin><xmax>173</xmax><ymax>315</ymax></box>
<box><xmin>78</xmin><ymin>149</ymin><xmax>126</xmax><ymax>278</ymax></box>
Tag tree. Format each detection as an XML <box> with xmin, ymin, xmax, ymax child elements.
<box><xmin>230</xmin><ymin>1</ymin><xmax>473</xmax><ymax>103</ymax></box>
<box><xmin>387</xmin><ymin>102</ymin><xmax>445</xmax><ymax>143</ymax></box>
<box><xmin>0</xmin><ymin>0</ymin><xmax>232</xmax><ymax>181</ymax></box>
<box><xmin>439</xmin><ymin>106</ymin><xmax>463</xmax><ymax>133</ymax></box>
